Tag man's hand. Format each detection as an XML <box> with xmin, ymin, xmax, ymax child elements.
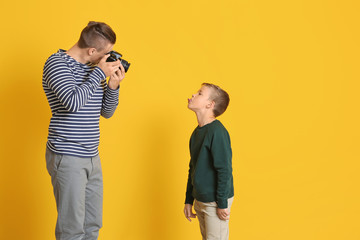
<box><xmin>108</xmin><ymin>63</ymin><xmax>125</xmax><ymax>89</ymax></box>
<box><xmin>97</xmin><ymin>54</ymin><xmax>121</xmax><ymax>77</ymax></box>
<box><xmin>216</xmin><ymin>208</ymin><xmax>230</xmax><ymax>220</ymax></box>
<box><xmin>184</xmin><ymin>204</ymin><xmax>196</xmax><ymax>222</ymax></box>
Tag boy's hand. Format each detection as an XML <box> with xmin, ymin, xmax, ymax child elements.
<box><xmin>184</xmin><ymin>204</ymin><xmax>196</xmax><ymax>222</ymax></box>
<box><xmin>217</xmin><ymin>208</ymin><xmax>230</xmax><ymax>220</ymax></box>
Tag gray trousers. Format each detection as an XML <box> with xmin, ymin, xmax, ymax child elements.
<box><xmin>46</xmin><ymin>148</ymin><xmax>103</xmax><ymax>240</ymax></box>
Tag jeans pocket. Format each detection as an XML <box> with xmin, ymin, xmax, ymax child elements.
<box><xmin>54</xmin><ymin>154</ymin><xmax>64</xmax><ymax>171</ymax></box>
<box><xmin>45</xmin><ymin>148</ymin><xmax>63</xmax><ymax>176</ymax></box>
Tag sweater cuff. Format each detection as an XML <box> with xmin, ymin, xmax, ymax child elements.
<box><xmin>185</xmin><ymin>195</ymin><xmax>194</xmax><ymax>205</ymax></box>
<box><xmin>217</xmin><ymin>199</ymin><xmax>228</xmax><ymax>209</ymax></box>
<box><xmin>107</xmin><ymin>84</ymin><xmax>120</xmax><ymax>93</ymax></box>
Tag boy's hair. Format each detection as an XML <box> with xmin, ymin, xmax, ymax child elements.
<box><xmin>78</xmin><ymin>21</ymin><xmax>116</xmax><ymax>51</ymax></box>
<box><xmin>202</xmin><ymin>83</ymin><xmax>230</xmax><ymax>117</ymax></box>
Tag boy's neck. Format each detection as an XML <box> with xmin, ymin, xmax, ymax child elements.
<box><xmin>195</xmin><ymin>112</ymin><xmax>216</xmax><ymax>127</ymax></box>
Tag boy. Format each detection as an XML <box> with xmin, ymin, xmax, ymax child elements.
<box><xmin>184</xmin><ymin>83</ymin><xmax>234</xmax><ymax>240</ymax></box>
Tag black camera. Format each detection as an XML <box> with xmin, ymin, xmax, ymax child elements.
<box><xmin>106</xmin><ymin>51</ymin><xmax>131</xmax><ymax>73</ymax></box>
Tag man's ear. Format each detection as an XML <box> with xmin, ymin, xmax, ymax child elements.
<box><xmin>88</xmin><ymin>48</ymin><xmax>96</xmax><ymax>56</ymax></box>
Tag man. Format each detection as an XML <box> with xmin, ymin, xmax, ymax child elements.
<box><xmin>43</xmin><ymin>21</ymin><xmax>125</xmax><ymax>240</ymax></box>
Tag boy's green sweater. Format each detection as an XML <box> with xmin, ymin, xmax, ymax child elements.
<box><xmin>185</xmin><ymin>120</ymin><xmax>234</xmax><ymax>209</ymax></box>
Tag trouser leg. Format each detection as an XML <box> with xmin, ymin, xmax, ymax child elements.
<box><xmin>82</xmin><ymin>154</ymin><xmax>103</xmax><ymax>240</ymax></box>
<box><xmin>194</xmin><ymin>198</ymin><xmax>234</xmax><ymax>240</ymax></box>
<box><xmin>46</xmin><ymin>148</ymin><xmax>93</xmax><ymax>240</ymax></box>
<box><xmin>194</xmin><ymin>200</ymin><xmax>206</xmax><ymax>240</ymax></box>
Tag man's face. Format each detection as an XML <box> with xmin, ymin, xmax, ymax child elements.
<box><xmin>89</xmin><ymin>42</ymin><xmax>114</xmax><ymax>64</ymax></box>
<box><xmin>188</xmin><ymin>86</ymin><xmax>214</xmax><ymax>112</ymax></box>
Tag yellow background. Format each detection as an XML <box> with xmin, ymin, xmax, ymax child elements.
<box><xmin>1</xmin><ymin>0</ymin><xmax>359</xmax><ymax>239</ymax></box>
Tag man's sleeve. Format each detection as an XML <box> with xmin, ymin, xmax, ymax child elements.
<box><xmin>101</xmin><ymin>82</ymin><xmax>119</xmax><ymax>119</ymax></box>
<box><xmin>43</xmin><ymin>55</ymin><xmax>106</xmax><ymax>112</ymax></box>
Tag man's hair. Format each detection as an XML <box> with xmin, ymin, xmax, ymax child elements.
<box><xmin>202</xmin><ymin>83</ymin><xmax>230</xmax><ymax>117</ymax></box>
<box><xmin>78</xmin><ymin>21</ymin><xmax>116</xmax><ymax>51</ymax></box>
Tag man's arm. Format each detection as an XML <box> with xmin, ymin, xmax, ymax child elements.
<box><xmin>43</xmin><ymin>55</ymin><xmax>105</xmax><ymax>112</ymax></box>
<box><xmin>101</xmin><ymin>63</ymin><xmax>125</xmax><ymax>118</ymax></box>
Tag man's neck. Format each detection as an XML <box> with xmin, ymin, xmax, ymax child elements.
<box><xmin>195</xmin><ymin>111</ymin><xmax>216</xmax><ymax>127</ymax></box>
<box><xmin>66</xmin><ymin>44</ymin><xmax>88</xmax><ymax>64</ymax></box>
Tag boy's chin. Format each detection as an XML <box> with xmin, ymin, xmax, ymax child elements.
<box><xmin>188</xmin><ymin>107</ymin><xmax>197</xmax><ymax>114</ymax></box>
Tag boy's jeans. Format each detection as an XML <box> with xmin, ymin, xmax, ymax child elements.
<box><xmin>46</xmin><ymin>147</ymin><xmax>103</xmax><ymax>240</ymax></box>
<box><xmin>194</xmin><ymin>197</ymin><xmax>234</xmax><ymax>240</ymax></box>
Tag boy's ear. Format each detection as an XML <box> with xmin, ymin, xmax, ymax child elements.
<box><xmin>206</xmin><ymin>100</ymin><xmax>215</xmax><ymax>109</ymax></box>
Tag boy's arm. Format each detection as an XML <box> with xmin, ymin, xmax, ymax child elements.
<box><xmin>185</xmin><ymin>136</ymin><xmax>195</xmax><ymax>205</ymax></box>
<box><xmin>216</xmin><ymin>207</ymin><xmax>230</xmax><ymax>220</ymax></box>
<box><xmin>184</xmin><ymin>204</ymin><xmax>196</xmax><ymax>222</ymax></box>
<box><xmin>185</xmin><ymin>163</ymin><xmax>195</xmax><ymax>205</ymax></box>
<box><xmin>211</xmin><ymin>128</ymin><xmax>233</xmax><ymax>209</ymax></box>
<box><xmin>184</xmin><ymin>161</ymin><xmax>196</xmax><ymax>222</ymax></box>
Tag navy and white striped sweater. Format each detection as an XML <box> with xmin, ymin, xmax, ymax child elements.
<box><xmin>43</xmin><ymin>49</ymin><xmax>119</xmax><ymax>157</ymax></box>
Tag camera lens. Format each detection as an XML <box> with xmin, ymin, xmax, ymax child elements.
<box><xmin>105</xmin><ymin>51</ymin><xmax>130</xmax><ymax>72</ymax></box>
<box><xmin>121</xmin><ymin>59</ymin><xmax>130</xmax><ymax>73</ymax></box>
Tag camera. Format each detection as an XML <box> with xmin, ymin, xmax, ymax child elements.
<box><xmin>106</xmin><ymin>51</ymin><xmax>131</xmax><ymax>73</ymax></box>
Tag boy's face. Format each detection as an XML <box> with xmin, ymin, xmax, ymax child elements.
<box><xmin>188</xmin><ymin>86</ymin><xmax>214</xmax><ymax>112</ymax></box>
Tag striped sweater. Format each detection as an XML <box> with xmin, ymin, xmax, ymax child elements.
<box><xmin>43</xmin><ymin>49</ymin><xmax>119</xmax><ymax>157</ymax></box>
